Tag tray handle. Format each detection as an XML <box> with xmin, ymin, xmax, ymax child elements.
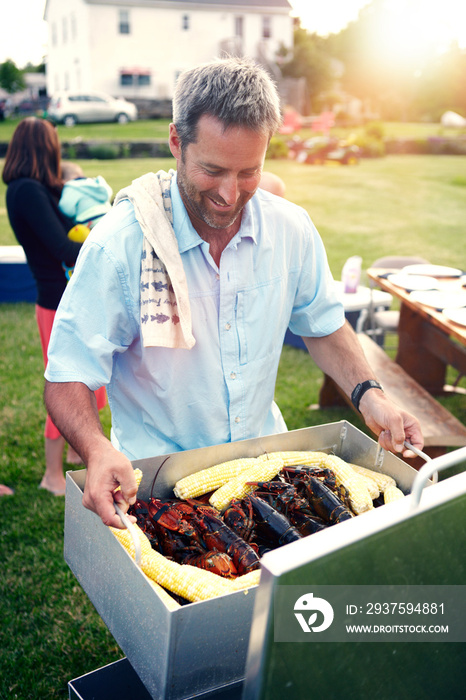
<box><xmin>408</xmin><ymin>445</ymin><xmax>466</xmax><ymax>512</ymax></box>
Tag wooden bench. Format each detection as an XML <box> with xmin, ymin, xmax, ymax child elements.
<box><xmin>319</xmin><ymin>333</ymin><xmax>466</xmax><ymax>466</ymax></box>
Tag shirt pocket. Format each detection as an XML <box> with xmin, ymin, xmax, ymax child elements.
<box><xmin>235</xmin><ymin>278</ymin><xmax>289</xmax><ymax>366</ymax></box>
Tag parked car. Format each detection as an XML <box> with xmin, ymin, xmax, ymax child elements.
<box><xmin>47</xmin><ymin>92</ymin><xmax>138</xmax><ymax>126</ymax></box>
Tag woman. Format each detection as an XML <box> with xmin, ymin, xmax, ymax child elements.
<box><xmin>2</xmin><ymin>117</ymin><xmax>106</xmax><ymax>495</ymax></box>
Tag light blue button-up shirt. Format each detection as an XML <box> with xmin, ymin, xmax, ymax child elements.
<box><xmin>46</xmin><ymin>174</ymin><xmax>344</xmax><ymax>460</ymax></box>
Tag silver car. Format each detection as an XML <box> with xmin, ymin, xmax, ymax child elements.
<box><xmin>47</xmin><ymin>91</ymin><xmax>138</xmax><ymax>126</ymax></box>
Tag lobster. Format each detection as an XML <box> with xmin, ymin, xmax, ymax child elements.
<box><xmin>146</xmin><ymin>497</ymin><xmax>260</xmax><ymax>576</ymax></box>
<box><xmin>129</xmin><ymin>499</ymin><xmax>160</xmax><ymax>549</ymax></box>
<box><xmin>224</xmin><ymin>494</ymin><xmax>303</xmax><ymax>550</ymax></box>
<box><xmin>284</xmin><ymin>467</ymin><xmax>352</xmax><ymax>510</ymax></box>
<box><xmin>247</xmin><ymin>480</ymin><xmax>327</xmax><ymax>536</ymax></box>
<box><xmin>301</xmin><ymin>475</ymin><xmax>354</xmax><ymax>524</ymax></box>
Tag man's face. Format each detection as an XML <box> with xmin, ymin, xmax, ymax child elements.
<box><xmin>169</xmin><ymin>114</ymin><xmax>269</xmax><ymax>234</ymax></box>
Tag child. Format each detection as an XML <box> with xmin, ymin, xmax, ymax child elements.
<box><xmin>59</xmin><ymin>162</ymin><xmax>113</xmax><ymax>278</ymax></box>
<box><xmin>59</xmin><ymin>161</ymin><xmax>113</xmax><ymax>234</ymax></box>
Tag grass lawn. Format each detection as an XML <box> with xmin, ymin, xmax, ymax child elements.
<box><xmin>0</xmin><ymin>153</ymin><xmax>466</xmax><ymax>697</ymax></box>
<box><xmin>0</xmin><ymin>118</ymin><xmax>465</xmax><ymax>144</ymax></box>
<box><xmin>2</xmin><ymin>154</ymin><xmax>466</xmax><ymax>276</ymax></box>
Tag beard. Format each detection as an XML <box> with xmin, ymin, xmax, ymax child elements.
<box><xmin>176</xmin><ymin>161</ymin><xmax>251</xmax><ymax>232</ymax></box>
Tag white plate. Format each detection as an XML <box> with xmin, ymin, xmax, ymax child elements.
<box><xmin>442</xmin><ymin>307</ymin><xmax>466</xmax><ymax>326</ymax></box>
<box><xmin>387</xmin><ymin>273</ymin><xmax>439</xmax><ymax>291</ymax></box>
<box><xmin>402</xmin><ymin>264</ymin><xmax>463</xmax><ymax>278</ymax></box>
<box><xmin>410</xmin><ymin>290</ymin><xmax>466</xmax><ymax>309</ymax></box>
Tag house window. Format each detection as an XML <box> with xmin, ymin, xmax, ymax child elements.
<box><xmin>262</xmin><ymin>16</ymin><xmax>272</xmax><ymax>39</ymax></box>
<box><xmin>235</xmin><ymin>16</ymin><xmax>243</xmax><ymax>37</ymax></box>
<box><xmin>51</xmin><ymin>22</ymin><xmax>57</xmax><ymax>46</ymax></box>
<box><xmin>119</xmin><ymin>10</ymin><xmax>130</xmax><ymax>34</ymax></box>
<box><xmin>182</xmin><ymin>14</ymin><xmax>190</xmax><ymax>30</ymax></box>
<box><xmin>120</xmin><ymin>73</ymin><xmax>133</xmax><ymax>86</ymax></box>
<box><xmin>120</xmin><ymin>71</ymin><xmax>151</xmax><ymax>87</ymax></box>
<box><xmin>62</xmin><ymin>17</ymin><xmax>68</xmax><ymax>43</ymax></box>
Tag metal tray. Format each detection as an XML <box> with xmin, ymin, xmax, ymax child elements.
<box><xmin>64</xmin><ymin>421</ymin><xmax>421</xmax><ymax>700</ymax></box>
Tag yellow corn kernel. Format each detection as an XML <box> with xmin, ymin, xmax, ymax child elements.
<box><xmin>324</xmin><ymin>454</ymin><xmax>373</xmax><ymax>514</ymax></box>
<box><xmin>143</xmin><ymin>574</ymin><xmax>181</xmax><ymax>611</ymax></box>
<box><xmin>111</xmin><ymin>523</ymin><xmax>231</xmax><ymax>602</ymax></box>
<box><xmin>227</xmin><ymin>570</ymin><xmax>261</xmax><ymax>591</ymax></box>
<box><xmin>114</xmin><ymin>467</ymin><xmax>143</xmax><ymax>495</ymax></box>
<box><xmin>257</xmin><ymin>450</ymin><xmax>329</xmax><ymax>467</ymax></box>
<box><xmin>134</xmin><ymin>468</ymin><xmax>143</xmax><ymax>489</ymax></box>
<box><xmin>110</xmin><ymin>523</ymin><xmax>153</xmax><ymax>558</ymax></box>
<box><xmin>173</xmin><ymin>457</ymin><xmax>258</xmax><ymax>499</ymax></box>
<box><xmin>140</xmin><ymin>554</ymin><xmax>231</xmax><ymax>602</ymax></box>
<box><xmin>209</xmin><ymin>456</ymin><xmax>284</xmax><ymax>512</ymax></box>
<box><xmin>384</xmin><ymin>485</ymin><xmax>405</xmax><ymax>504</ymax></box>
<box><xmin>350</xmin><ymin>464</ymin><xmax>396</xmax><ymax>493</ymax></box>
<box><xmin>354</xmin><ymin>474</ymin><xmax>380</xmax><ymax>500</ymax></box>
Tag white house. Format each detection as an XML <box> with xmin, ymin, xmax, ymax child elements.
<box><xmin>43</xmin><ymin>0</ymin><xmax>293</xmax><ymax>101</ymax></box>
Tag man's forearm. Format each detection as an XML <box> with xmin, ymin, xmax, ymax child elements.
<box><xmin>44</xmin><ymin>380</ymin><xmax>138</xmax><ymax>527</ymax></box>
<box><xmin>302</xmin><ymin>322</ymin><xmax>378</xmax><ymax>397</ymax></box>
<box><xmin>44</xmin><ymin>380</ymin><xmax>107</xmax><ymax>460</ymax></box>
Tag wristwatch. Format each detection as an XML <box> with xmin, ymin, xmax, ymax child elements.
<box><xmin>351</xmin><ymin>380</ymin><xmax>384</xmax><ymax>412</ymax></box>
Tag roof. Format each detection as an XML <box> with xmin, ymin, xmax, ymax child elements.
<box><xmin>87</xmin><ymin>0</ymin><xmax>291</xmax><ymax>9</ymax></box>
<box><xmin>45</xmin><ymin>0</ymin><xmax>292</xmax><ymax>21</ymax></box>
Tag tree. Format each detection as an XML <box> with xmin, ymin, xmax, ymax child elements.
<box><xmin>279</xmin><ymin>27</ymin><xmax>334</xmax><ymax>114</ymax></box>
<box><xmin>0</xmin><ymin>59</ymin><xmax>26</xmax><ymax>94</ymax></box>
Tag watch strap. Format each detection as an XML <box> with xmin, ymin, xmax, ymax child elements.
<box><xmin>351</xmin><ymin>380</ymin><xmax>384</xmax><ymax>411</ymax></box>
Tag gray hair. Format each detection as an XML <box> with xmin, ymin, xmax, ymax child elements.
<box><xmin>172</xmin><ymin>57</ymin><xmax>282</xmax><ymax>148</ymax></box>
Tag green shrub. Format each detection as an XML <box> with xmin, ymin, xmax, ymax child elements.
<box><xmin>266</xmin><ymin>136</ymin><xmax>289</xmax><ymax>160</ymax></box>
<box><xmin>354</xmin><ymin>134</ymin><xmax>386</xmax><ymax>158</ymax></box>
<box><xmin>87</xmin><ymin>144</ymin><xmax>120</xmax><ymax>159</ymax></box>
<box><xmin>364</xmin><ymin>121</ymin><xmax>386</xmax><ymax>140</ymax></box>
<box><xmin>64</xmin><ymin>144</ymin><xmax>77</xmax><ymax>160</ymax></box>
<box><xmin>120</xmin><ymin>143</ymin><xmax>131</xmax><ymax>158</ymax></box>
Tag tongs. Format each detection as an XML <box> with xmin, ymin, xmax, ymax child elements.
<box><xmin>403</xmin><ymin>440</ymin><xmax>438</xmax><ymax>484</ymax></box>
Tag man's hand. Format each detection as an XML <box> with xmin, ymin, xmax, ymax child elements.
<box><xmin>358</xmin><ymin>388</ymin><xmax>424</xmax><ymax>458</ymax></box>
<box><xmin>82</xmin><ymin>440</ymin><xmax>138</xmax><ymax>528</ymax></box>
<box><xmin>44</xmin><ymin>380</ymin><xmax>138</xmax><ymax>528</ymax></box>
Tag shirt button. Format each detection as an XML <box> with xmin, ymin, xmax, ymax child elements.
<box><xmin>225</xmin><ymin>322</ymin><xmax>231</xmax><ymax>330</ymax></box>
<box><xmin>235</xmin><ymin>416</ymin><xmax>241</xmax><ymax>423</ymax></box>
<box><xmin>230</xmin><ymin>372</ymin><xmax>236</xmax><ymax>380</ymax></box>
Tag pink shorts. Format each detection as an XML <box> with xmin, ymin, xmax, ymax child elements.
<box><xmin>36</xmin><ymin>305</ymin><xmax>107</xmax><ymax>440</ymax></box>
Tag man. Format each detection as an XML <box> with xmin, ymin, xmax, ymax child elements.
<box><xmin>44</xmin><ymin>57</ymin><xmax>422</xmax><ymax>528</ymax></box>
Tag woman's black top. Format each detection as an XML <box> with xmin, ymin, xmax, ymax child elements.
<box><xmin>6</xmin><ymin>178</ymin><xmax>81</xmax><ymax>309</ymax></box>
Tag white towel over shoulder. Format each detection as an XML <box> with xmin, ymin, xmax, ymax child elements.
<box><xmin>114</xmin><ymin>170</ymin><xmax>195</xmax><ymax>349</ymax></box>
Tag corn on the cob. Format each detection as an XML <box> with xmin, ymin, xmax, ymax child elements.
<box><xmin>256</xmin><ymin>450</ymin><xmax>329</xmax><ymax>467</ymax></box>
<box><xmin>173</xmin><ymin>458</ymin><xmax>258</xmax><ymax>499</ymax></box>
<box><xmin>111</xmin><ymin>523</ymin><xmax>232</xmax><ymax>602</ymax></box>
<box><xmin>143</xmin><ymin>574</ymin><xmax>181</xmax><ymax>611</ymax></box>
<box><xmin>350</xmin><ymin>464</ymin><xmax>396</xmax><ymax>493</ymax></box>
<box><xmin>114</xmin><ymin>467</ymin><xmax>143</xmax><ymax>495</ymax></box>
<box><xmin>227</xmin><ymin>570</ymin><xmax>261</xmax><ymax>591</ymax></box>
<box><xmin>362</xmin><ymin>476</ymin><xmax>380</xmax><ymax>500</ymax></box>
<box><xmin>209</xmin><ymin>456</ymin><xmax>284</xmax><ymax>512</ymax></box>
<box><xmin>384</xmin><ymin>485</ymin><xmax>405</xmax><ymax>504</ymax></box>
<box><xmin>324</xmin><ymin>454</ymin><xmax>374</xmax><ymax>514</ymax></box>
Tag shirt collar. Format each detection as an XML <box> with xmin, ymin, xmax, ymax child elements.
<box><xmin>170</xmin><ymin>172</ymin><xmax>258</xmax><ymax>253</ymax></box>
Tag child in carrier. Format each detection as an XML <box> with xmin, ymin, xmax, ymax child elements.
<box><xmin>59</xmin><ymin>162</ymin><xmax>113</xmax><ymax>278</ymax></box>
